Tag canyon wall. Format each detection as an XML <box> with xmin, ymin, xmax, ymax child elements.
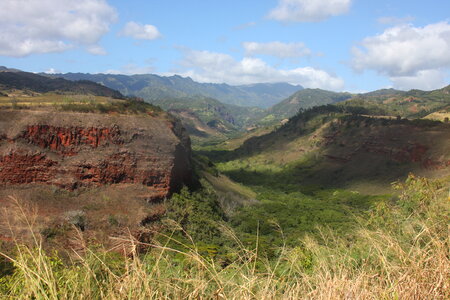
<box><xmin>0</xmin><ymin>110</ymin><xmax>192</xmax><ymax>201</ymax></box>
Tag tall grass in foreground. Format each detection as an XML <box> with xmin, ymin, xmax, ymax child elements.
<box><xmin>1</xmin><ymin>174</ymin><xmax>449</xmax><ymax>299</ymax></box>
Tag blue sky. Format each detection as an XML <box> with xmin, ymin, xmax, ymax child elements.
<box><xmin>0</xmin><ymin>0</ymin><xmax>449</xmax><ymax>92</ymax></box>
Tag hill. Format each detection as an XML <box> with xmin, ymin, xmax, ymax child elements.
<box><xmin>259</xmin><ymin>85</ymin><xmax>450</xmax><ymax>126</ymax></box>
<box><xmin>0</xmin><ymin>71</ymin><xmax>125</xmax><ymax>99</ymax></box>
<box><xmin>359</xmin><ymin>88</ymin><xmax>402</xmax><ymax>97</ymax></box>
<box><xmin>343</xmin><ymin>85</ymin><xmax>450</xmax><ymax>118</ymax></box>
<box><xmin>52</xmin><ymin>72</ymin><xmax>303</xmax><ymax>108</ymax></box>
<box><xmin>260</xmin><ymin>88</ymin><xmax>352</xmax><ymax>124</ymax></box>
<box><xmin>209</xmin><ymin>105</ymin><xmax>450</xmax><ymax>193</ymax></box>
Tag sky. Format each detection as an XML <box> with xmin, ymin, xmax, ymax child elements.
<box><xmin>0</xmin><ymin>0</ymin><xmax>449</xmax><ymax>92</ymax></box>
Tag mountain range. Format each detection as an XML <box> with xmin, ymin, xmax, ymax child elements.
<box><xmin>51</xmin><ymin>72</ymin><xmax>303</xmax><ymax>108</ymax></box>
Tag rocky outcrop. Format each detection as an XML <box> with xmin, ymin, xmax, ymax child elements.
<box><xmin>0</xmin><ymin>110</ymin><xmax>192</xmax><ymax>201</ymax></box>
<box><xmin>0</xmin><ymin>151</ymin><xmax>58</xmax><ymax>184</ymax></box>
<box><xmin>20</xmin><ymin>125</ymin><xmax>123</xmax><ymax>155</ymax></box>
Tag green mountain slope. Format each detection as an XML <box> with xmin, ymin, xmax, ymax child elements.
<box><xmin>343</xmin><ymin>85</ymin><xmax>450</xmax><ymax>118</ymax></box>
<box><xmin>52</xmin><ymin>73</ymin><xmax>303</xmax><ymax>108</ymax></box>
<box><xmin>260</xmin><ymin>85</ymin><xmax>450</xmax><ymax>126</ymax></box>
<box><xmin>154</xmin><ymin>97</ymin><xmax>264</xmax><ymax>143</ymax></box>
<box><xmin>261</xmin><ymin>88</ymin><xmax>352</xmax><ymax>124</ymax></box>
<box><xmin>212</xmin><ymin>105</ymin><xmax>450</xmax><ymax>193</ymax></box>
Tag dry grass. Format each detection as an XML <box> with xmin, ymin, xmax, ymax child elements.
<box><xmin>0</xmin><ymin>93</ymin><xmax>118</xmax><ymax>107</ymax></box>
<box><xmin>424</xmin><ymin>111</ymin><xmax>450</xmax><ymax>122</ymax></box>
<box><xmin>0</xmin><ymin>175</ymin><xmax>449</xmax><ymax>299</ymax></box>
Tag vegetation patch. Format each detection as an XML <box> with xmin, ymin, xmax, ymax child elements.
<box><xmin>0</xmin><ymin>175</ymin><xmax>448</xmax><ymax>299</ymax></box>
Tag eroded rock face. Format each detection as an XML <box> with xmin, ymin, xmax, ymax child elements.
<box><xmin>0</xmin><ymin>151</ymin><xmax>58</xmax><ymax>184</ymax></box>
<box><xmin>20</xmin><ymin>125</ymin><xmax>123</xmax><ymax>155</ymax></box>
<box><xmin>0</xmin><ymin>110</ymin><xmax>192</xmax><ymax>201</ymax></box>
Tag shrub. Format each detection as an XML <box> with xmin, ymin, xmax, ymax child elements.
<box><xmin>165</xmin><ymin>183</ymin><xmax>226</xmax><ymax>243</ymax></box>
<box><xmin>64</xmin><ymin>210</ymin><xmax>86</xmax><ymax>231</ymax></box>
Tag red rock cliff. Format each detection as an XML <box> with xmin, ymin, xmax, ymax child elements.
<box><xmin>0</xmin><ymin>110</ymin><xmax>192</xmax><ymax>201</ymax></box>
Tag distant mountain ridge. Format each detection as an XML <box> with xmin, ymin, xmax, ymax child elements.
<box><xmin>260</xmin><ymin>88</ymin><xmax>352</xmax><ymax>124</ymax></box>
<box><xmin>263</xmin><ymin>85</ymin><xmax>450</xmax><ymax>124</ymax></box>
<box><xmin>344</xmin><ymin>85</ymin><xmax>450</xmax><ymax>118</ymax></box>
<box><xmin>51</xmin><ymin>72</ymin><xmax>303</xmax><ymax>108</ymax></box>
<box><xmin>0</xmin><ymin>70</ymin><xmax>125</xmax><ymax>99</ymax></box>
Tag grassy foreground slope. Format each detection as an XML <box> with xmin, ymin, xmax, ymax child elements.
<box><xmin>0</xmin><ymin>174</ymin><xmax>448</xmax><ymax>299</ymax></box>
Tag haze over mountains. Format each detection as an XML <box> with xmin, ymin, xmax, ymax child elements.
<box><xmin>53</xmin><ymin>72</ymin><xmax>303</xmax><ymax>108</ymax></box>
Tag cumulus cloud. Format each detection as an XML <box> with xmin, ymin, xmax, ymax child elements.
<box><xmin>119</xmin><ymin>22</ymin><xmax>161</xmax><ymax>40</ymax></box>
<box><xmin>0</xmin><ymin>0</ymin><xmax>117</xmax><ymax>57</ymax></box>
<box><xmin>243</xmin><ymin>41</ymin><xmax>311</xmax><ymax>58</ymax></box>
<box><xmin>352</xmin><ymin>22</ymin><xmax>450</xmax><ymax>76</ymax></box>
<box><xmin>352</xmin><ymin>22</ymin><xmax>450</xmax><ymax>90</ymax></box>
<box><xmin>390</xmin><ymin>70</ymin><xmax>447</xmax><ymax>91</ymax></box>
<box><xmin>268</xmin><ymin>0</ymin><xmax>352</xmax><ymax>22</ymax></box>
<box><xmin>175</xmin><ymin>49</ymin><xmax>344</xmax><ymax>90</ymax></box>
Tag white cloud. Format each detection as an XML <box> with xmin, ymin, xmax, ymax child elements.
<box><xmin>0</xmin><ymin>0</ymin><xmax>117</xmax><ymax>57</ymax></box>
<box><xmin>119</xmin><ymin>22</ymin><xmax>161</xmax><ymax>40</ymax></box>
<box><xmin>243</xmin><ymin>41</ymin><xmax>311</xmax><ymax>58</ymax></box>
<box><xmin>268</xmin><ymin>0</ymin><xmax>352</xmax><ymax>22</ymax></box>
<box><xmin>352</xmin><ymin>22</ymin><xmax>450</xmax><ymax>90</ymax></box>
<box><xmin>390</xmin><ymin>70</ymin><xmax>447</xmax><ymax>91</ymax></box>
<box><xmin>175</xmin><ymin>49</ymin><xmax>344</xmax><ymax>90</ymax></box>
<box><xmin>352</xmin><ymin>22</ymin><xmax>450</xmax><ymax>77</ymax></box>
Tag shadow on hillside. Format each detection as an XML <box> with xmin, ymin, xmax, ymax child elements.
<box><xmin>199</xmin><ymin>115</ymin><xmax>449</xmax><ymax>195</ymax></box>
<box><xmin>219</xmin><ymin>161</ymin><xmax>415</xmax><ymax>195</ymax></box>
